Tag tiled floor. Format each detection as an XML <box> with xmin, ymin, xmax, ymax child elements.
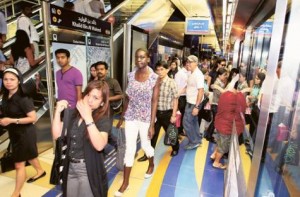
<box><xmin>0</xmin><ymin>128</ymin><xmax>228</xmax><ymax>197</ymax></box>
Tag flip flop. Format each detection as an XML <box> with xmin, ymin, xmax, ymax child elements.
<box><xmin>212</xmin><ymin>163</ymin><xmax>226</xmax><ymax>170</ymax></box>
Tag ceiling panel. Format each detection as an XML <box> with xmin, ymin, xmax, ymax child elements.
<box><xmin>159</xmin><ymin>0</ymin><xmax>220</xmax><ymax>50</ymax></box>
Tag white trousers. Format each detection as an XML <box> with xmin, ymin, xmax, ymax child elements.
<box><xmin>124</xmin><ymin>120</ymin><xmax>154</xmax><ymax>166</ymax></box>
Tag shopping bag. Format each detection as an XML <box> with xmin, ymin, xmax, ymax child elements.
<box><xmin>50</xmin><ymin>109</ymin><xmax>71</xmax><ymax>185</ymax></box>
<box><xmin>175</xmin><ymin>111</ymin><xmax>181</xmax><ymax>128</ymax></box>
<box><xmin>116</xmin><ymin>128</ymin><xmax>126</xmax><ymax>171</ymax></box>
<box><xmin>284</xmin><ymin>140</ymin><xmax>299</xmax><ymax>165</ymax></box>
<box><xmin>245</xmin><ymin>107</ymin><xmax>252</xmax><ymax>115</ymax></box>
<box><xmin>204</xmin><ymin>102</ymin><xmax>211</xmax><ymax>110</ymax></box>
<box><xmin>164</xmin><ymin>124</ymin><xmax>178</xmax><ymax>146</ymax></box>
<box><xmin>276</xmin><ymin>123</ymin><xmax>289</xmax><ymax>141</ymax></box>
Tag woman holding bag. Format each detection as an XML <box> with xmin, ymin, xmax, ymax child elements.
<box><xmin>52</xmin><ymin>80</ymin><xmax>111</xmax><ymax>197</ymax></box>
<box><xmin>0</xmin><ymin>68</ymin><xmax>46</xmax><ymax>197</ymax></box>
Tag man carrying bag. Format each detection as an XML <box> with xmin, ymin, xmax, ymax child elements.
<box><xmin>138</xmin><ymin>61</ymin><xmax>179</xmax><ymax>161</ymax></box>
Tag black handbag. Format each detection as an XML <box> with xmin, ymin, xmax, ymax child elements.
<box><xmin>49</xmin><ymin>109</ymin><xmax>71</xmax><ymax>185</ymax></box>
<box><xmin>199</xmin><ymin>95</ymin><xmax>209</xmax><ymax>110</ymax></box>
<box><xmin>164</xmin><ymin>124</ymin><xmax>178</xmax><ymax>146</ymax></box>
<box><xmin>0</xmin><ymin>143</ymin><xmax>14</xmax><ymax>173</ymax></box>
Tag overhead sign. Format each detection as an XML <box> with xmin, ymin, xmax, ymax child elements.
<box><xmin>185</xmin><ymin>17</ymin><xmax>209</xmax><ymax>35</ymax></box>
<box><xmin>50</xmin><ymin>4</ymin><xmax>111</xmax><ymax>36</ymax></box>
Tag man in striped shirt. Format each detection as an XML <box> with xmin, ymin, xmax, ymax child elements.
<box><xmin>138</xmin><ymin>61</ymin><xmax>179</xmax><ymax>161</ymax></box>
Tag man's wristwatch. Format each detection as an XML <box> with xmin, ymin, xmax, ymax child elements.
<box><xmin>194</xmin><ymin>105</ymin><xmax>200</xmax><ymax>109</ymax></box>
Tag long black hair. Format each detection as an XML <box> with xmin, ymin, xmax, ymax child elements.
<box><xmin>88</xmin><ymin>63</ymin><xmax>97</xmax><ymax>82</ymax></box>
<box><xmin>0</xmin><ymin>68</ymin><xmax>29</xmax><ymax>115</ymax></box>
<box><xmin>11</xmin><ymin>30</ymin><xmax>31</xmax><ymax>61</ymax></box>
<box><xmin>0</xmin><ymin>67</ymin><xmax>27</xmax><ymax>97</ymax></box>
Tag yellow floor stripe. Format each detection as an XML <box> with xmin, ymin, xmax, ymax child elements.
<box><xmin>1</xmin><ymin>160</ymin><xmax>54</xmax><ymax>189</ymax></box>
<box><xmin>108</xmin><ymin>127</ymin><xmax>168</xmax><ymax>197</ymax></box>
<box><xmin>107</xmin><ymin>150</ymin><xmax>149</xmax><ymax>197</ymax></box>
<box><xmin>146</xmin><ymin>152</ymin><xmax>172</xmax><ymax>197</ymax></box>
<box><xmin>239</xmin><ymin>144</ymin><xmax>251</xmax><ymax>185</ymax></box>
<box><xmin>195</xmin><ymin>140</ymin><xmax>209</xmax><ymax>190</ymax></box>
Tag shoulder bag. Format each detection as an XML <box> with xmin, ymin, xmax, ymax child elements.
<box><xmin>49</xmin><ymin>108</ymin><xmax>71</xmax><ymax>185</ymax></box>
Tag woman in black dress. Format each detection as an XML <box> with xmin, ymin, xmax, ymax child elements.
<box><xmin>52</xmin><ymin>80</ymin><xmax>111</xmax><ymax>197</ymax></box>
<box><xmin>0</xmin><ymin>68</ymin><xmax>46</xmax><ymax>197</ymax></box>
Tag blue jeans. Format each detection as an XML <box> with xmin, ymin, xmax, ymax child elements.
<box><xmin>183</xmin><ymin>103</ymin><xmax>202</xmax><ymax>145</ymax></box>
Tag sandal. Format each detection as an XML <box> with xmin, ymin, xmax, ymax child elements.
<box><xmin>210</xmin><ymin>154</ymin><xmax>215</xmax><ymax>161</ymax></box>
<box><xmin>212</xmin><ymin>163</ymin><xmax>226</xmax><ymax>170</ymax></box>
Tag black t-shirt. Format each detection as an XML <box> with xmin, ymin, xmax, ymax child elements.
<box><xmin>69</xmin><ymin>116</ymin><xmax>111</xmax><ymax>159</ymax></box>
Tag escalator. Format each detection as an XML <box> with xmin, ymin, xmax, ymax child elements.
<box><xmin>103</xmin><ymin>0</ymin><xmax>148</xmax><ymax>34</ymax></box>
<box><xmin>0</xmin><ymin>0</ymin><xmax>152</xmax><ymax>156</ymax></box>
<box><xmin>0</xmin><ymin>62</ymin><xmax>52</xmax><ymax>157</ymax></box>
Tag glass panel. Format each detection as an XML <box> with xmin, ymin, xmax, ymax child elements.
<box><xmin>255</xmin><ymin>0</ymin><xmax>300</xmax><ymax>195</ymax></box>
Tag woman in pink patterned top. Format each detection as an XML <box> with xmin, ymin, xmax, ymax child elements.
<box><xmin>115</xmin><ymin>48</ymin><xmax>160</xmax><ymax>197</ymax></box>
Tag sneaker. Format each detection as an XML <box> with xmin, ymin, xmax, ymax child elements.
<box><xmin>185</xmin><ymin>143</ymin><xmax>200</xmax><ymax>150</ymax></box>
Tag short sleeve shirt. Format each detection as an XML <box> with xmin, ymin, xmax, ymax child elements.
<box><xmin>125</xmin><ymin>69</ymin><xmax>158</xmax><ymax>123</ymax></box>
<box><xmin>105</xmin><ymin>77</ymin><xmax>122</xmax><ymax>97</ymax></box>
<box><xmin>259</xmin><ymin>76</ymin><xmax>280</xmax><ymax>113</ymax></box>
<box><xmin>212</xmin><ymin>78</ymin><xmax>225</xmax><ymax>104</ymax></box>
<box><xmin>2</xmin><ymin>90</ymin><xmax>35</xmax><ymax>133</ymax></box>
<box><xmin>17</xmin><ymin>14</ymin><xmax>39</xmax><ymax>43</ymax></box>
<box><xmin>69</xmin><ymin>116</ymin><xmax>111</xmax><ymax>159</ymax></box>
<box><xmin>174</xmin><ymin>67</ymin><xmax>189</xmax><ymax>96</ymax></box>
<box><xmin>157</xmin><ymin>77</ymin><xmax>178</xmax><ymax>111</ymax></box>
<box><xmin>56</xmin><ymin>67</ymin><xmax>83</xmax><ymax>108</ymax></box>
<box><xmin>2</xmin><ymin>92</ymin><xmax>34</xmax><ymax>118</ymax></box>
<box><xmin>186</xmin><ymin>68</ymin><xmax>204</xmax><ymax>104</ymax></box>
<box><xmin>0</xmin><ymin>11</ymin><xmax>7</xmax><ymax>35</ymax></box>
<box><xmin>215</xmin><ymin>91</ymin><xmax>246</xmax><ymax>135</ymax></box>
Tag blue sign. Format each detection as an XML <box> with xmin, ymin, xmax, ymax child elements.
<box><xmin>185</xmin><ymin>18</ymin><xmax>209</xmax><ymax>35</ymax></box>
<box><xmin>255</xmin><ymin>21</ymin><xmax>273</xmax><ymax>36</ymax></box>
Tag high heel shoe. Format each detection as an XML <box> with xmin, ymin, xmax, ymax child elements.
<box><xmin>114</xmin><ymin>186</ymin><xmax>129</xmax><ymax>197</ymax></box>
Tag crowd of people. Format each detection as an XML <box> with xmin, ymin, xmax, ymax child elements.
<box><xmin>0</xmin><ymin>1</ymin><xmax>286</xmax><ymax>197</ymax></box>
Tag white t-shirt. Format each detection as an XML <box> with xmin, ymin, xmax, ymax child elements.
<box><xmin>83</xmin><ymin>0</ymin><xmax>104</xmax><ymax>18</ymax></box>
<box><xmin>0</xmin><ymin>11</ymin><xmax>7</xmax><ymax>35</ymax></box>
<box><xmin>17</xmin><ymin>14</ymin><xmax>40</xmax><ymax>43</ymax></box>
<box><xmin>174</xmin><ymin>67</ymin><xmax>190</xmax><ymax>96</ymax></box>
<box><xmin>259</xmin><ymin>75</ymin><xmax>280</xmax><ymax>113</ymax></box>
<box><xmin>74</xmin><ymin>0</ymin><xmax>86</xmax><ymax>15</ymax></box>
<box><xmin>186</xmin><ymin>68</ymin><xmax>204</xmax><ymax>104</ymax></box>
